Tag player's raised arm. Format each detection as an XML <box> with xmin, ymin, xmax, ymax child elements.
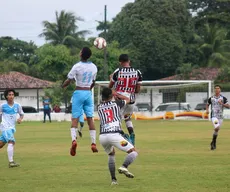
<box><xmin>62</xmin><ymin>64</ymin><xmax>79</xmax><ymax>89</ymax></box>
<box><xmin>108</xmin><ymin>69</ymin><xmax>119</xmax><ymax>88</ymax></box>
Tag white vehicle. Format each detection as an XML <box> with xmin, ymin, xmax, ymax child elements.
<box><xmin>154</xmin><ymin>102</ymin><xmax>192</xmax><ymax>112</ymax></box>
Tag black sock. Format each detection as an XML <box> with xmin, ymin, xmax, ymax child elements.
<box><xmin>127</xmin><ymin>127</ymin><xmax>134</xmax><ymax>135</ymax></box>
<box><xmin>212</xmin><ymin>134</ymin><xmax>218</xmax><ymax>145</ymax></box>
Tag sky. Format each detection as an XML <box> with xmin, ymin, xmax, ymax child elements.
<box><xmin>0</xmin><ymin>0</ymin><xmax>134</xmax><ymax>46</ymax></box>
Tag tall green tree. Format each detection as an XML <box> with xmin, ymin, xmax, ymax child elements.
<box><xmin>198</xmin><ymin>24</ymin><xmax>230</xmax><ymax>67</ymax></box>
<box><xmin>0</xmin><ymin>36</ymin><xmax>37</xmax><ymax>64</ymax></box>
<box><xmin>107</xmin><ymin>0</ymin><xmax>193</xmax><ymax>79</ymax></box>
<box><xmin>30</xmin><ymin>44</ymin><xmax>78</xmax><ymax>81</ymax></box>
<box><xmin>39</xmin><ymin>10</ymin><xmax>90</xmax><ymax>48</ymax></box>
<box><xmin>0</xmin><ymin>60</ymin><xmax>29</xmax><ymax>74</ymax></box>
<box><xmin>188</xmin><ymin>0</ymin><xmax>230</xmax><ymax>27</ymax></box>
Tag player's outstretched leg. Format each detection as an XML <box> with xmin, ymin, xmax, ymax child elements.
<box><xmin>125</xmin><ymin>118</ymin><xmax>135</xmax><ymax>146</ymax></box>
<box><xmin>108</xmin><ymin>149</ymin><xmax>118</xmax><ymax>185</ymax></box>
<box><xmin>70</xmin><ymin>118</ymin><xmax>78</xmax><ymax>156</ymax></box>
<box><xmin>87</xmin><ymin>117</ymin><xmax>98</xmax><ymax>153</ymax></box>
<box><xmin>118</xmin><ymin>149</ymin><xmax>138</xmax><ymax>178</ymax></box>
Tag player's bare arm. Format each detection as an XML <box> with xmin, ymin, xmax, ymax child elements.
<box><xmin>135</xmin><ymin>84</ymin><xmax>141</xmax><ymax>93</ymax></box>
<box><xmin>108</xmin><ymin>80</ymin><xmax>114</xmax><ymax>88</ymax></box>
<box><xmin>61</xmin><ymin>79</ymin><xmax>71</xmax><ymax>88</ymax></box>
<box><xmin>90</xmin><ymin>80</ymin><xmax>96</xmax><ymax>90</ymax></box>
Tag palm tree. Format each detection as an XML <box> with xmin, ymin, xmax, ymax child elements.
<box><xmin>198</xmin><ymin>23</ymin><xmax>230</xmax><ymax>67</ymax></box>
<box><xmin>39</xmin><ymin>10</ymin><xmax>90</xmax><ymax>48</ymax></box>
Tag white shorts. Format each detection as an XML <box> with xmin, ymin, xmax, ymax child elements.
<box><xmin>99</xmin><ymin>133</ymin><xmax>134</xmax><ymax>154</ymax></box>
<box><xmin>120</xmin><ymin>104</ymin><xmax>135</xmax><ymax>120</ymax></box>
<box><xmin>211</xmin><ymin>117</ymin><xmax>223</xmax><ymax>129</ymax></box>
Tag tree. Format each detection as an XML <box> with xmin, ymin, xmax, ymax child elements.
<box><xmin>0</xmin><ymin>60</ymin><xmax>29</xmax><ymax>74</ymax></box>
<box><xmin>0</xmin><ymin>36</ymin><xmax>37</xmax><ymax>64</ymax></box>
<box><xmin>106</xmin><ymin>0</ymin><xmax>194</xmax><ymax>79</ymax></box>
<box><xmin>188</xmin><ymin>0</ymin><xmax>230</xmax><ymax>27</ymax></box>
<box><xmin>198</xmin><ymin>24</ymin><xmax>230</xmax><ymax>67</ymax></box>
<box><xmin>39</xmin><ymin>10</ymin><xmax>90</xmax><ymax>48</ymax></box>
<box><xmin>30</xmin><ymin>44</ymin><xmax>78</xmax><ymax>81</ymax></box>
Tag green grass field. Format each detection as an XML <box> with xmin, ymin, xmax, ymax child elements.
<box><xmin>1</xmin><ymin>120</ymin><xmax>230</xmax><ymax>192</ymax></box>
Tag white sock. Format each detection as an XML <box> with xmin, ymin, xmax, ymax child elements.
<box><xmin>70</xmin><ymin>128</ymin><xmax>77</xmax><ymax>141</ymax></box>
<box><xmin>7</xmin><ymin>143</ymin><xmax>14</xmax><ymax>162</ymax></box>
<box><xmin>89</xmin><ymin>130</ymin><xmax>96</xmax><ymax>144</ymax></box>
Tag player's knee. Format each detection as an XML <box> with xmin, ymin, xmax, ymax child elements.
<box><xmin>215</xmin><ymin>127</ymin><xmax>220</xmax><ymax>132</ymax></box>
<box><xmin>127</xmin><ymin>148</ymin><xmax>136</xmax><ymax>154</ymax></box>
<box><xmin>71</xmin><ymin>118</ymin><xmax>78</xmax><ymax>127</ymax></box>
<box><xmin>8</xmin><ymin>141</ymin><xmax>15</xmax><ymax>145</ymax></box>
<box><xmin>0</xmin><ymin>143</ymin><xmax>4</xmax><ymax>148</ymax></box>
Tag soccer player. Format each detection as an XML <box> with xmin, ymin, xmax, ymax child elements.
<box><xmin>206</xmin><ymin>85</ymin><xmax>230</xmax><ymax>150</ymax></box>
<box><xmin>0</xmin><ymin>89</ymin><xmax>24</xmax><ymax>168</ymax></box>
<box><xmin>98</xmin><ymin>87</ymin><xmax>138</xmax><ymax>185</ymax></box>
<box><xmin>109</xmin><ymin>54</ymin><xmax>143</xmax><ymax>146</ymax></box>
<box><xmin>43</xmin><ymin>96</ymin><xmax>51</xmax><ymax>123</ymax></box>
<box><xmin>62</xmin><ymin>47</ymin><xmax>98</xmax><ymax>156</ymax></box>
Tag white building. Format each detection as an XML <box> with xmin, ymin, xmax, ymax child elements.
<box><xmin>0</xmin><ymin>71</ymin><xmax>54</xmax><ymax>111</ymax></box>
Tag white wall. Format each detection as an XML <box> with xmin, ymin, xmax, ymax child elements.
<box><xmin>0</xmin><ymin>89</ymin><xmax>45</xmax><ymax>108</ymax></box>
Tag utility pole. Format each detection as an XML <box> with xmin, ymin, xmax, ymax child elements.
<box><xmin>103</xmin><ymin>5</ymin><xmax>108</xmax><ymax>80</ymax></box>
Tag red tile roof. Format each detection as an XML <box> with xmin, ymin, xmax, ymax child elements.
<box><xmin>159</xmin><ymin>68</ymin><xmax>220</xmax><ymax>80</ymax></box>
<box><xmin>0</xmin><ymin>72</ymin><xmax>54</xmax><ymax>89</ymax></box>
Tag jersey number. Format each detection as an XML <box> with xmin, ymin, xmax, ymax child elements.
<box><xmin>104</xmin><ymin>109</ymin><xmax>114</xmax><ymax>123</ymax></box>
<box><xmin>117</xmin><ymin>77</ymin><xmax>137</xmax><ymax>92</ymax></box>
<box><xmin>82</xmin><ymin>72</ymin><xmax>93</xmax><ymax>83</ymax></box>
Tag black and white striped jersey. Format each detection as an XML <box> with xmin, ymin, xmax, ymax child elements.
<box><xmin>207</xmin><ymin>95</ymin><xmax>228</xmax><ymax>119</ymax></box>
<box><xmin>98</xmin><ymin>100</ymin><xmax>126</xmax><ymax>134</ymax></box>
<box><xmin>111</xmin><ymin>67</ymin><xmax>143</xmax><ymax>103</ymax></box>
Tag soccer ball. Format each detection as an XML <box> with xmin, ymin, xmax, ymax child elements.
<box><xmin>94</xmin><ymin>37</ymin><xmax>107</xmax><ymax>49</ymax></box>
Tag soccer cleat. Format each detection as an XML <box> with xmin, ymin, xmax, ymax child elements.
<box><xmin>118</xmin><ymin>167</ymin><xmax>134</xmax><ymax>178</ymax></box>
<box><xmin>210</xmin><ymin>141</ymin><xmax>215</xmax><ymax>150</ymax></box>
<box><xmin>70</xmin><ymin>140</ymin><xmax>77</xmax><ymax>156</ymax></box>
<box><xmin>78</xmin><ymin>130</ymin><xmax>83</xmax><ymax>138</ymax></box>
<box><xmin>91</xmin><ymin>143</ymin><xmax>98</xmax><ymax>153</ymax></box>
<box><xmin>9</xmin><ymin>161</ymin><xmax>20</xmax><ymax>168</ymax></box>
<box><xmin>111</xmin><ymin>179</ymin><xmax>118</xmax><ymax>185</ymax></box>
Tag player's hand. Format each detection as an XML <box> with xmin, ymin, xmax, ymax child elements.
<box><xmin>206</xmin><ymin>110</ymin><xmax>209</xmax><ymax>114</ymax></box>
<box><xmin>17</xmin><ymin>118</ymin><xmax>22</xmax><ymax>124</ymax></box>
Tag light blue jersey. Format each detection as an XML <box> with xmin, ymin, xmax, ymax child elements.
<box><xmin>0</xmin><ymin>102</ymin><xmax>24</xmax><ymax>143</ymax></box>
<box><xmin>0</xmin><ymin>102</ymin><xmax>24</xmax><ymax>131</ymax></box>
<box><xmin>68</xmin><ymin>61</ymin><xmax>97</xmax><ymax>118</ymax></box>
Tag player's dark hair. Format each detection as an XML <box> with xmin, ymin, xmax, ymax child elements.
<box><xmin>215</xmin><ymin>85</ymin><xmax>221</xmax><ymax>89</ymax></box>
<box><xmin>119</xmin><ymin>54</ymin><xmax>129</xmax><ymax>62</ymax></box>
<box><xmin>4</xmin><ymin>89</ymin><xmax>16</xmax><ymax>100</ymax></box>
<box><xmin>81</xmin><ymin>47</ymin><xmax>92</xmax><ymax>60</ymax></box>
<box><xmin>101</xmin><ymin>87</ymin><xmax>112</xmax><ymax>101</ymax></box>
